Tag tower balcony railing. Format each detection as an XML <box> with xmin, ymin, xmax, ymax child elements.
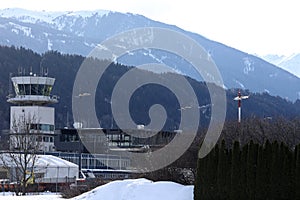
<box><xmin>7</xmin><ymin>95</ymin><xmax>59</xmax><ymax>105</ymax></box>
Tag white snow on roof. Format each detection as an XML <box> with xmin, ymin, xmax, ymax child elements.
<box><xmin>0</xmin><ymin>154</ymin><xmax>77</xmax><ymax>168</ymax></box>
<box><xmin>35</xmin><ymin>155</ymin><xmax>78</xmax><ymax>168</ymax></box>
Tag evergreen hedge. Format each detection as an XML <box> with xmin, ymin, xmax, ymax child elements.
<box><xmin>194</xmin><ymin>140</ymin><xmax>300</xmax><ymax>200</ymax></box>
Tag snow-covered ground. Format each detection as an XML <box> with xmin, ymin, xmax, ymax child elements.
<box><xmin>0</xmin><ymin>178</ymin><xmax>194</xmax><ymax>200</ymax></box>
<box><xmin>0</xmin><ymin>192</ymin><xmax>60</xmax><ymax>200</ymax></box>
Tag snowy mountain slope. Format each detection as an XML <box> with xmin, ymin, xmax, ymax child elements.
<box><xmin>0</xmin><ymin>8</ymin><xmax>110</xmax><ymax>27</ymax></box>
<box><xmin>0</xmin><ymin>8</ymin><xmax>64</xmax><ymax>24</ymax></box>
<box><xmin>0</xmin><ymin>8</ymin><xmax>299</xmax><ymax>101</ymax></box>
<box><xmin>261</xmin><ymin>53</ymin><xmax>300</xmax><ymax>78</ymax></box>
<box><xmin>0</xmin><ymin>10</ymin><xmax>98</xmax><ymax>54</ymax></box>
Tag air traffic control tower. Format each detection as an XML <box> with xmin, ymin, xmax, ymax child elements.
<box><xmin>7</xmin><ymin>71</ymin><xmax>58</xmax><ymax>152</ymax></box>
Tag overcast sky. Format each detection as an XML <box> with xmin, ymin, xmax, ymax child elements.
<box><xmin>0</xmin><ymin>0</ymin><xmax>299</xmax><ymax>56</ymax></box>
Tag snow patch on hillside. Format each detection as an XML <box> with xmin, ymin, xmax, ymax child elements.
<box><xmin>243</xmin><ymin>57</ymin><xmax>254</xmax><ymax>74</ymax></box>
<box><xmin>8</xmin><ymin>22</ymin><xmax>32</xmax><ymax>37</ymax></box>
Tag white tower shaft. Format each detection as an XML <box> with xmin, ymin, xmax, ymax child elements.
<box><xmin>238</xmin><ymin>106</ymin><xmax>241</xmax><ymax>123</ymax></box>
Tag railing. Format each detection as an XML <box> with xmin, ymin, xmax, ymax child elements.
<box><xmin>35</xmin><ymin>177</ymin><xmax>76</xmax><ymax>183</ymax></box>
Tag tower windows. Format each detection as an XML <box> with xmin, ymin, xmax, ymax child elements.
<box><xmin>15</xmin><ymin>84</ymin><xmax>53</xmax><ymax>96</ymax></box>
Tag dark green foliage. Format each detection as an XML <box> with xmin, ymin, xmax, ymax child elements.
<box><xmin>280</xmin><ymin>143</ymin><xmax>294</xmax><ymax>199</ymax></box>
<box><xmin>255</xmin><ymin>145</ymin><xmax>267</xmax><ymax>199</ymax></box>
<box><xmin>230</xmin><ymin>141</ymin><xmax>241</xmax><ymax>200</ymax></box>
<box><xmin>269</xmin><ymin>140</ymin><xmax>280</xmax><ymax>199</ymax></box>
<box><xmin>295</xmin><ymin>145</ymin><xmax>300</xmax><ymax>199</ymax></box>
<box><xmin>246</xmin><ymin>141</ymin><xmax>257</xmax><ymax>199</ymax></box>
<box><xmin>216</xmin><ymin>140</ymin><xmax>230</xmax><ymax>199</ymax></box>
<box><xmin>240</xmin><ymin>143</ymin><xmax>248</xmax><ymax>199</ymax></box>
<box><xmin>195</xmin><ymin>140</ymin><xmax>300</xmax><ymax>200</ymax></box>
<box><xmin>194</xmin><ymin>149</ymin><xmax>206</xmax><ymax>200</ymax></box>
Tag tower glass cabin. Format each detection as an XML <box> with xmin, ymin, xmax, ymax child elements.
<box><xmin>7</xmin><ymin>73</ymin><xmax>58</xmax><ymax>152</ymax></box>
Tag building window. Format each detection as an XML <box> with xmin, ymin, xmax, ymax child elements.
<box><xmin>43</xmin><ymin>136</ymin><xmax>49</xmax><ymax>142</ymax></box>
<box><xmin>30</xmin><ymin>124</ymin><xmax>54</xmax><ymax>132</ymax></box>
<box><xmin>16</xmin><ymin>84</ymin><xmax>52</xmax><ymax>96</ymax></box>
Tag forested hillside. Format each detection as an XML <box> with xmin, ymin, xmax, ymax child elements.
<box><xmin>0</xmin><ymin>45</ymin><xmax>299</xmax><ymax>132</ymax></box>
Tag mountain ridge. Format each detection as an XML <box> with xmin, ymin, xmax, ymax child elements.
<box><xmin>0</xmin><ymin>8</ymin><xmax>299</xmax><ymax>101</ymax></box>
<box><xmin>260</xmin><ymin>53</ymin><xmax>300</xmax><ymax>78</ymax></box>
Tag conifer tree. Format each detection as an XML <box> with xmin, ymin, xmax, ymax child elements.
<box><xmin>194</xmin><ymin>142</ymin><xmax>210</xmax><ymax>200</ymax></box>
<box><xmin>206</xmin><ymin>144</ymin><xmax>219</xmax><ymax>199</ymax></box>
<box><xmin>269</xmin><ymin>140</ymin><xmax>281</xmax><ymax>199</ymax></box>
<box><xmin>216</xmin><ymin>140</ymin><xmax>229</xmax><ymax>199</ymax></box>
<box><xmin>246</xmin><ymin>140</ymin><xmax>257</xmax><ymax>199</ymax></box>
<box><xmin>194</xmin><ymin>156</ymin><xmax>202</xmax><ymax>200</ymax></box>
<box><xmin>255</xmin><ymin>144</ymin><xmax>267</xmax><ymax>199</ymax></box>
<box><xmin>295</xmin><ymin>144</ymin><xmax>300</xmax><ymax>199</ymax></box>
<box><xmin>240</xmin><ymin>143</ymin><xmax>248</xmax><ymax>200</ymax></box>
<box><xmin>263</xmin><ymin>140</ymin><xmax>272</xmax><ymax>197</ymax></box>
<box><xmin>230</xmin><ymin>141</ymin><xmax>241</xmax><ymax>200</ymax></box>
<box><xmin>280</xmin><ymin>142</ymin><xmax>293</xmax><ymax>199</ymax></box>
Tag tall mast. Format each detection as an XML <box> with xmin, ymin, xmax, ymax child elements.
<box><xmin>233</xmin><ymin>90</ymin><xmax>249</xmax><ymax>123</ymax></box>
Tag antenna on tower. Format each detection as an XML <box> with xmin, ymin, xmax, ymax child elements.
<box><xmin>18</xmin><ymin>67</ymin><xmax>22</xmax><ymax>76</ymax></box>
<box><xmin>40</xmin><ymin>65</ymin><xmax>43</xmax><ymax>76</ymax></box>
<box><xmin>29</xmin><ymin>66</ymin><xmax>33</xmax><ymax>76</ymax></box>
<box><xmin>66</xmin><ymin>110</ymin><xmax>70</xmax><ymax>128</ymax></box>
<box><xmin>40</xmin><ymin>56</ymin><xmax>45</xmax><ymax>76</ymax></box>
<box><xmin>39</xmin><ymin>56</ymin><xmax>49</xmax><ymax>77</ymax></box>
<box><xmin>44</xmin><ymin>68</ymin><xmax>48</xmax><ymax>77</ymax></box>
<box><xmin>7</xmin><ymin>73</ymin><xmax>13</xmax><ymax>99</ymax></box>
